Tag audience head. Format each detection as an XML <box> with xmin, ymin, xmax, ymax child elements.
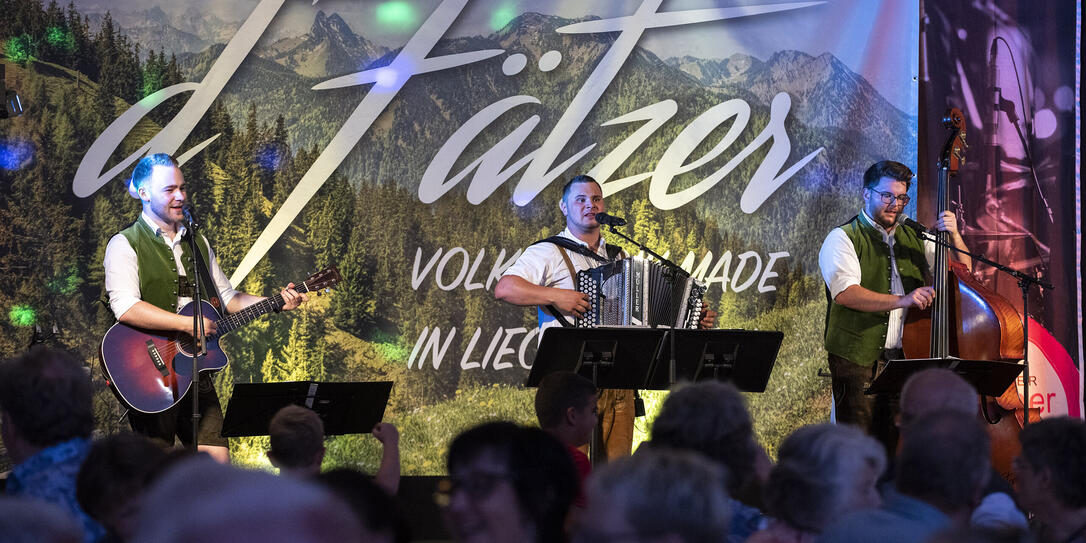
<box><xmin>0</xmin><ymin>496</ymin><xmax>83</xmax><ymax>543</ymax></box>
<box><xmin>316</xmin><ymin>468</ymin><xmax>409</xmax><ymax>543</ymax></box>
<box><xmin>1015</xmin><ymin>416</ymin><xmax>1086</xmax><ymax>513</ymax></box>
<box><xmin>0</xmin><ymin>347</ymin><xmax>94</xmax><ymax>463</ymax></box>
<box><xmin>133</xmin><ymin>456</ymin><xmax>361</xmax><ymax>543</ymax></box>
<box><xmin>899</xmin><ymin>368</ymin><xmax>978</xmax><ymax>426</ymax></box>
<box><xmin>649</xmin><ymin>381</ymin><xmax>756</xmax><ymax>494</ymax></box>
<box><xmin>763</xmin><ymin>423</ymin><xmax>886</xmax><ymax>533</ymax></box>
<box><xmin>76</xmin><ymin>432</ymin><xmax>168</xmax><ymax>541</ymax></box>
<box><xmin>897</xmin><ymin>411</ymin><xmax>990</xmax><ymax>514</ymax></box>
<box><xmin>443</xmin><ymin>421</ymin><xmax>578</xmax><ymax>543</ymax></box>
<box><xmin>534</xmin><ymin>371</ymin><xmax>598</xmax><ymax>447</ymax></box>
<box><xmin>576</xmin><ymin>448</ymin><xmax>731</xmax><ymax>543</ymax></box>
<box><xmin>267</xmin><ymin>404</ymin><xmax>326</xmax><ymax>476</ymax></box>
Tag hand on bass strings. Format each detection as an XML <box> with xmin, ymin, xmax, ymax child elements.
<box><xmin>897</xmin><ymin>286</ymin><xmax>936</xmax><ymax>310</ymax></box>
<box><xmin>552</xmin><ymin>288</ymin><xmax>591</xmax><ymax>318</ymax></box>
<box><xmin>934</xmin><ymin>210</ymin><xmax>961</xmax><ymax>237</ymax></box>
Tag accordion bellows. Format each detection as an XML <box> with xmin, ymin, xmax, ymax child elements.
<box><xmin>575</xmin><ymin>258</ymin><xmax>706</xmax><ymax>329</ymax></box>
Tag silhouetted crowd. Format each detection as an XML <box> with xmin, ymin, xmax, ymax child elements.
<box><xmin>2</xmin><ymin>346</ymin><xmax>1084</xmax><ymax>543</ymax></box>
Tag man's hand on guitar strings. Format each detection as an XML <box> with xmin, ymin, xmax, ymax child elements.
<box><xmin>280</xmin><ymin>282</ymin><xmax>308</xmax><ymax>311</ymax></box>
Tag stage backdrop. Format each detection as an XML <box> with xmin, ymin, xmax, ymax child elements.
<box><xmin>4</xmin><ymin>0</ymin><xmax>941</xmax><ymax>473</ymax></box>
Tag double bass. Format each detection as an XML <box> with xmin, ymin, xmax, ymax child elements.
<box><xmin>901</xmin><ymin>107</ymin><xmax>1035</xmax><ymax>481</ymax></box>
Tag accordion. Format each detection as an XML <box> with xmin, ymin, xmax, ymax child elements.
<box><xmin>575</xmin><ymin>259</ymin><xmax>706</xmax><ymax>328</ymax></box>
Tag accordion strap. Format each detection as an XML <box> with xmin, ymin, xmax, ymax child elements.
<box><xmin>531</xmin><ymin>235</ymin><xmax>622</xmax><ymax>329</ymax></box>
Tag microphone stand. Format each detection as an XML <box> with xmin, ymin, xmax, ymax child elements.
<box><xmin>604</xmin><ymin>224</ymin><xmax>692</xmax><ymax>388</ymax></box>
<box><xmin>910</xmin><ymin>227</ymin><xmax>1053</xmax><ymax>425</ymax></box>
<box><xmin>183</xmin><ymin>217</ymin><xmax>206</xmax><ymax>452</ymax></box>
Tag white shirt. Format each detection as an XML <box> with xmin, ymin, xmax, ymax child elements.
<box><xmin>502</xmin><ymin>227</ymin><xmax>619</xmax><ymax>329</ymax></box>
<box><xmin>104</xmin><ymin>211</ymin><xmax>239</xmax><ymax>320</ymax></box>
<box><xmin>818</xmin><ymin>211</ymin><xmax>935</xmax><ymax>349</ymax></box>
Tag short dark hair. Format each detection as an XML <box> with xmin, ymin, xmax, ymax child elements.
<box><xmin>534</xmin><ymin>371</ymin><xmax>597</xmax><ymax>429</ymax></box>
<box><xmin>897</xmin><ymin>411</ymin><xmax>989</xmax><ymax>511</ymax></box>
<box><xmin>268</xmin><ymin>405</ymin><xmax>325</xmax><ymax>469</ymax></box>
<box><xmin>130</xmin><ymin>153</ymin><xmax>178</xmax><ymax>191</ymax></box>
<box><xmin>447</xmin><ymin>422</ymin><xmax>577</xmax><ymax>543</ymax></box>
<box><xmin>1019</xmin><ymin>417</ymin><xmax>1086</xmax><ymax>508</ymax></box>
<box><xmin>76</xmin><ymin>432</ymin><xmax>168</xmax><ymax>525</ymax></box>
<box><xmin>0</xmin><ymin>346</ymin><xmax>94</xmax><ymax>447</ymax></box>
<box><xmin>561</xmin><ymin>174</ymin><xmax>600</xmax><ymax>201</ymax></box>
<box><xmin>863</xmin><ymin>160</ymin><xmax>913</xmax><ymax>190</ymax></box>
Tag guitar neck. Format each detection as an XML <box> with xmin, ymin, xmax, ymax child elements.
<box><xmin>215</xmin><ymin>281</ymin><xmax>313</xmax><ymax>336</ymax></box>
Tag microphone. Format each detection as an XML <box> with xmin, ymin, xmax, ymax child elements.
<box><xmin>181</xmin><ymin>203</ymin><xmax>199</xmax><ymax>228</ymax></box>
<box><xmin>594</xmin><ymin>212</ymin><xmax>627</xmax><ymax>227</ymax></box>
<box><xmin>899</xmin><ymin>214</ymin><xmax>933</xmax><ymax>235</ymax></box>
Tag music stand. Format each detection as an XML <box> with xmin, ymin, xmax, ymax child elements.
<box><xmin>220</xmin><ymin>381</ymin><xmax>393</xmax><ymax>437</ymax></box>
<box><xmin>526</xmin><ymin>327</ymin><xmax>668</xmax><ymax>390</ymax></box>
<box><xmin>865</xmin><ymin>358</ymin><xmax>1023</xmax><ymax>397</ymax></box>
<box><xmin>646</xmin><ymin>329</ymin><xmax>783</xmax><ymax>392</ymax></box>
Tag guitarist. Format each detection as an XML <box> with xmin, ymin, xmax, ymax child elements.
<box><xmin>103</xmin><ymin>153</ymin><xmax>307</xmax><ymax>462</ymax></box>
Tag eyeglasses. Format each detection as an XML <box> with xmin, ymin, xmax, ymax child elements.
<box><xmin>868</xmin><ymin>189</ymin><xmax>910</xmax><ymax>206</ymax></box>
<box><xmin>433</xmin><ymin>471</ymin><xmax>514</xmax><ymax>507</ymax></box>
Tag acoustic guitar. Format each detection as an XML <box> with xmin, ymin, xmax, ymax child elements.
<box><xmin>99</xmin><ymin>267</ymin><xmax>340</xmax><ymax>413</ymax></box>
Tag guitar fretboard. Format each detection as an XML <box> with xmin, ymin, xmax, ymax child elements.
<box><xmin>214</xmin><ymin>281</ymin><xmax>311</xmax><ymax>337</ymax></box>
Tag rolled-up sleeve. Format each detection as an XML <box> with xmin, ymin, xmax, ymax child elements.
<box><xmin>819</xmin><ymin>228</ymin><xmax>861</xmax><ymax>300</ymax></box>
<box><xmin>204</xmin><ymin>239</ymin><xmax>240</xmax><ymax>308</ymax></box>
<box><xmin>103</xmin><ymin>234</ymin><xmax>142</xmax><ymax>320</ymax></box>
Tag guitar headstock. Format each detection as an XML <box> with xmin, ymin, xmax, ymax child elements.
<box><xmin>298</xmin><ymin>267</ymin><xmax>342</xmax><ymax>293</ymax></box>
<box><xmin>940</xmin><ymin>107</ymin><xmax>967</xmax><ymax>174</ymax></box>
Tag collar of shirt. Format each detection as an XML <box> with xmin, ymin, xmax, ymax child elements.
<box><xmin>141</xmin><ymin>211</ymin><xmax>186</xmax><ymax>246</ymax></box>
<box><xmin>558</xmin><ymin>227</ymin><xmax>609</xmax><ymax>258</ymax></box>
<box><xmin>7</xmin><ymin>437</ymin><xmax>91</xmax><ymax>493</ymax></box>
<box><xmin>859</xmin><ymin>210</ymin><xmax>897</xmax><ymax>243</ymax></box>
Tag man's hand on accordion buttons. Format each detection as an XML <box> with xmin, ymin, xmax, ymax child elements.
<box><xmin>699</xmin><ymin>306</ymin><xmax>717</xmax><ymax>329</ymax></box>
<box><xmin>553</xmin><ymin>289</ymin><xmax>591</xmax><ymax>318</ymax></box>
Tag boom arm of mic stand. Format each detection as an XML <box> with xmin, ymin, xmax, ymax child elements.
<box><xmin>606</xmin><ymin>225</ymin><xmax>689</xmax><ymax>276</ymax></box>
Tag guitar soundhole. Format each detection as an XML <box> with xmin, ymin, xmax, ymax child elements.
<box><xmin>176</xmin><ymin>336</ymin><xmax>197</xmax><ymax>358</ymax></box>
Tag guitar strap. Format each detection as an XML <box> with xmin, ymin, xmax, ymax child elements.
<box><xmin>186</xmin><ymin>232</ymin><xmax>224</xmax><ymax>312</ymax></box>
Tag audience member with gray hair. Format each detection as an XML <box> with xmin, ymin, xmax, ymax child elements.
<box><xmin>1014</xmin><ymin>416</ymin><xmax>1086</xmax><ymax>543</ymax></box>
<box><xmin>820</xmin><ymin>411</ymin><xmax>992</xmax><ymax>543</ymax></box>
<box><xmin>896</xmin><ymin>368</ymin><xmax>1027</xmax><ymax>532</ymax></box>
<box><xmin>645</xmin><ymin>381</ymin><xmax>771</xmax><ymax>542</ymax></box>
<box><xmin>132</xmin><ymin>456</ymin><xmax>362</xmax><ymax>543</ymax></box>
<box><xmin>749</xmin><ymin>424</ymin><xmax>885</xmax><ymax>543</ymax></box>
<box><xmin>575</xmin><ymin>448</ymin><xmax>731</xmax><ymax>543</ymax></box>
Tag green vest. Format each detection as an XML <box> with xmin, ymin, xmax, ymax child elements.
<box><xmin>119</xmin><ymin>218</ymin><xmax>216</xmax><ymax>314</ymax></box>
<box><xmin>824</xmin><ymin>215</ymin><xmax>929</xmax><ymax>366</ymax></box>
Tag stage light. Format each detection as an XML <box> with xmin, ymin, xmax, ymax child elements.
<box><xmin>490</xmin><ymin>3</ymin><xmax>518</xmax><ymax>31</ymax></box>
<box><xmin>376</xmin><ymin>2</ymin><xmax>416</xmax><ymax>28</ymax></box>
<box><xmin>0</xmin><ymin>139</ymin><xmax>34</xmax><ymax>169</ymax></box>
<box><xmin>2</xmin><ymin>64</ymin><xmax>26</xmax><ymax>119</ymax></box>
<box><xmin>9</xmin><ymin>305</ymin><xmax>37</xmax><ymax>327</ymax></box>
<box><xmin>45</xmin><ymin>26</ymin><xmax>76</xmax><ymax>51</ymax></box>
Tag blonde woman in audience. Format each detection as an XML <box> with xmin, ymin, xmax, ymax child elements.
<box><xmin>748</xmin><ymin>423</ymin><xmax>885</xmax><ymax>543</ymax></box>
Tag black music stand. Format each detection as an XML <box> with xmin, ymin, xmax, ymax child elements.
<box><xmin>646</xmin><ymin>329</ymin><xmax>783</xmax><ymax>392</ymax></box>
<box><xmin>865</xmin><ymin>358</ymin><xmax>1023</xmax><ymax>397</ymax></box>
<box><xmin>220</xmin><ymin>381</ymin><xmax>393</xmax><ymax>437</ymax></box>
<box><xmin>526</xmin><ymin>327</ymin><xmax>668</xmax><ymax>390</ymax></box>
